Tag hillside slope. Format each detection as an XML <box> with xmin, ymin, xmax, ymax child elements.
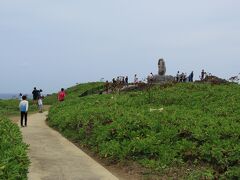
<box><xmin>48</xmin><ymin>83</ymin><xmax>240</xmax><ymax>179</ymax></box>
<box><xmin>44</xmin><ymin>82</ymin><xmax>104</xmax><ymax>105</ymax></box>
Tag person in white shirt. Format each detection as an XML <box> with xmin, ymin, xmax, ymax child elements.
<box><xmin>19</xmin><ymin>93</ymin><xmax>23</xmax><ymax>101</ymax></box>
<box><xmin>19</xmin><ymin>95</ymin><xmax>29</xmax><ymax>127</ymax></box>
<box><xmin>134</xmin><ymin>74</ymin><xmax>138</xmax><ymax>84</ymax></box>
<box><xmin>38</xmin><ymin>96</ymin><xmax>43</xmax><ymax>113</ymax></box>
<box><xmin>148</xmin><ymin>72</ymin><xmax>154</xmax><ymax>83</ymax></box>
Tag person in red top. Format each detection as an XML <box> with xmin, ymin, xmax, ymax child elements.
<box><xmin>58</xmin><ymin>88</ymin><xmax>66</xmax><ymax>102</ymax></box>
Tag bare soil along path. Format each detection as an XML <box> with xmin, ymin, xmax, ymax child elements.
<box><xmin>21</xmin><ymin>112</ymin><xmax>118</xmax><ymax>180</ymax></box>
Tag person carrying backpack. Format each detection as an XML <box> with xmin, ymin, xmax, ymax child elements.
<box><xmin>19</xmin><ymin>95</ymin><xmax>29</xmax><ymax>127</ymax></box>
<box><xmin>32</xmin><ymin>87</ymin><xmax>39</xmax><ymax>104</ymax></box>
<box><xmin>58</xmin><ymin>88</ymin><xmax>66</xmax><ymax>102</ymax></box>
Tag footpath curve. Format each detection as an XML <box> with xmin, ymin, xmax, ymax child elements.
<box><xmin>21</xmin><ymin>112</ymin><xmax>118</xmax><ymax>180</ymax></box>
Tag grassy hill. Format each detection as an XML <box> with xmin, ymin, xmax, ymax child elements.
<box><xmin>44</xmin><ymin>82</ymin><xmax>104</xmax><ymax>105</ymax></box>
<box><xmin>47</xmin><ymin>82</ymin><xmax>240</xmax><ymax>179</ymax></box>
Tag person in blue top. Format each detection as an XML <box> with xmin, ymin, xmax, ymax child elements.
<box><xmin>189</xmin><ymin>71</ymin><xmax>194</xmax><ymax>82</ymax></box>
<box><xmin>19</xmin><ymin>95</ymin><xmax>29</xmax><ymax>127</ymax></box>
<box><xmin>19</xmin><ymin>93</ymin><xmax>23</xmax><ymax>101</ymax></box>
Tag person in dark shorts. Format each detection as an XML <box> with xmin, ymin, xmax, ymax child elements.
<box><xmin>125</xmin><ymin>76</ymin><xmax>129</xmax><ymax>86</ymax></box>
<box><xmin>189</xmin><ymin>71</ymin><xmax>194</xmax><ymax>82</ymax></box>
<box><xmin>32</xmin><ymin>87</ymin><xmax>39</xmax><ymax>103</ymax></box>
<box><xmin>176</xmin><ymin>71</ymin><xmax>180</xmax><ymax>82</ymax></box>
<box><xmin>201</xmin><ymin>70</ymin><xmax>205</xmax><ymax>81</ymax></box>
<box><xmin>19</xmin><ymin>95</ymin><xmax>29</xmax><ymax>127</ymax></box>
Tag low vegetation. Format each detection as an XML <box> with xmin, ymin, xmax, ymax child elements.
<box><xmin>0</xmin><ymin>99</ymin><xmax>31</xmax><ymax>179</ymax></box>
<box><xmin>44</xmin><ymin>82</ymin><xmax>104</xmax><ymax>105</ymax></box>
<box><xmin>48</xmin><ymin>83</ymin><xmax>240</xmax><ymax>179</ymax></box>
<box><xmin>0</xmin><ymin>99</ymin><xmax>37</xmax><ymax>116</ymax></box>
<box><xmin>0</xmin><ymin>99</ymin><xmax>21</xmax><ymax>116</ymax></box>
<box><xmin>0</xmin><ymin>116</ymin><xmax>29</xmax><ymax>179</ymax></box>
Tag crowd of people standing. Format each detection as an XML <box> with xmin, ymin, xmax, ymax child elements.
<box><xmin>176</xmin><ymin>70</ymin><xmax>208</xmax><ymax>83</ymax></box>
<box><xmin>105</xmin><ymin>69</ymin><xmax>208</xmax><ymax>92</ymax></box>
<box><xmin>18</xmin><ymin>87</ymin><xmax>43</xmax><ymax>127</ymax></box>
<box><xmin>18</xmin><ymin>87</ymin><xmax>66</xmax><ymax>128</ymax></box>
<box><xmin>176</xmin><ymin>71</ymin><xmax>194</xmax><ymax>82</ymax></box>
<box><xmin>32</xmin><ymin>87</ymin><xmax>44</xmax><ymax>113</ymax></box>
<box><xmin>112</xmin><ymin>76</ymin><xmax>129</xmax><ymax>86</ymax></box>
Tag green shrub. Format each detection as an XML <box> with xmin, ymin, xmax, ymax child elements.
<box><xmin>0</xmin><ymin>117</ymin><xmax>29</xmax><ymax>179</ymax></box>
<box><xmin>48</xmin><ymin>83</ymin><xmax>240</xmax><ymax>178</ymax></box>
<box><xmin>0</xmin><ymin>99</ymin><xmax>37</xmax><ymax>116</ymax></box>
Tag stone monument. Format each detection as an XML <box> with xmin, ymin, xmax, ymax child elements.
<box><xmin>150</xmin><ymin>58</ymin><xmax>175</xmax><ymax>84</ymax></box>
<box><xmin>158</xmin><ymin>59</ymin><xmax>166</xmax><ymax>75</ymax></box>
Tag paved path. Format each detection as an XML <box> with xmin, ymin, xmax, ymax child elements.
<box><xmin>21</xmin><ymin>112</ymin><xmax>118</xmax><ymax>180</ymax></box>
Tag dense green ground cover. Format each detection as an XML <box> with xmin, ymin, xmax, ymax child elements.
<box><xmin>0</xmin><ymin>99</ymin><xmax>37</xmax><ymax>116</ymax></box>
<box><xmin>0</xmin><ymin>117</ymin><xmax>29</xmax><ymax>179</ymax></box>
<box><xmin>0</xmin><ymin>99</ymin><xmax>31</xmax><ymax>179</ymax></box>
<box><xmin>48</xmin><ymin>83</ymin><xmax>240</xmax><ymax>179</ymax></box>
<box><xmin>0</xmin><ymin>99</ymin><xmax>21</xmax><ymax>116</ymax></box>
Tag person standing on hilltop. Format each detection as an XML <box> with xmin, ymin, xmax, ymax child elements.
<box><xmin>134</xmin><ymin>74</ymin><xmax>138</xmax><ymax>84</ymax></box>
<box><xmin>189</xmin><ymin>71</ymin><xmax>194</xmax><ymax>82</ymax></box>
<box><xmin>19</xmin><ymin>95</ymin><xmax>29</xmax><ymax>127</ymax></box>
<box><xmin>201</xmin><ymin>70</ymin><xmax>205</xmax><ymax>81</ymax></box>
<box><xmin>19</xmin><ymin>93</ymin><xmax>23</xmax><ymax>101</ymax></box>
<box><xmin>125</xmin><ymin>76</ymin><xmax>129</xmax><ymax>86</ymax></box>
<box><xmin>176</xmin><ymin>71</ymin><xmax>180</xmax><ymax>82</ymax></box>
<box><xmin>147</xmin><ymin>72</ymin><xmax>153</xmax><ymax>84</ymax></box>
<box><xmin>112</xmin><ymin>78</ymin><xmax>116</xmax><ymax>84</ymax></box>
<box><xmin>58</xmin><ymin>88</ymin><xmax>66</xmax><ymax>102</ymax></box>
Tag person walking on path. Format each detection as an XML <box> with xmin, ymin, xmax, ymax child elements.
<box><xmin>38</xmin><ymin>96</ymin><xmax>43</xmax><ymax>113</ymax></box>
<box><xmin>39</xmin><ymin>89</ymin><xmax>43</xmax><ymax>98</ymax></box>
<box><xmin>58</xmin><ymin>88</ymin><xmax>66</xmax><ymax>102</ymax></box>
<box><xmin>19</xmin><ymin>95</ymin><xmax>29</xmax><ymax>127</ymax></box>
<box><xmin>32</xmin><ymin>87</ymin><xmax>39</xmax><ymax>104</ymax></box>
<box><xmin>20</xmin><ymin>112</ymin><xmax>118</xmax><ymax>180</ymax></box>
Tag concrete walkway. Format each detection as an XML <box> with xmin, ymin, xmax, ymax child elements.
<box><xmin>21</xmin><ymin>112</ymin><xmax>118</xmax><ymax>180</ymax></box>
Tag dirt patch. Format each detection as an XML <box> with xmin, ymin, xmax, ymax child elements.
<box><xmin>43</xmin><ymin>105</ymin><xmax>51</xmax><ymax>111</ymax></box>
<box><xmin>195</xmin><ymin>76</ymin><xmax>229</xmax><ymax>85</ymax></box>
<box><xmin>72</xmin><ymin>144</ymin><xmax>146</xmax><ymax>180</ymax></box>
<box><xmin>71</xmin><ymin>144</ymin><xmax>197</xmax><ymax>180</ymax></box>
<box><xmin>9</xmin><ymin>115</ymin><xmax>19</xmax><ymax>124</ymax></box>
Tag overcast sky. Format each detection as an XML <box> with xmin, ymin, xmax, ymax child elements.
<box><xmin>0</xmin><ymin>0</ymin><xmax>239</xmax><ymax>93</ymax></box>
